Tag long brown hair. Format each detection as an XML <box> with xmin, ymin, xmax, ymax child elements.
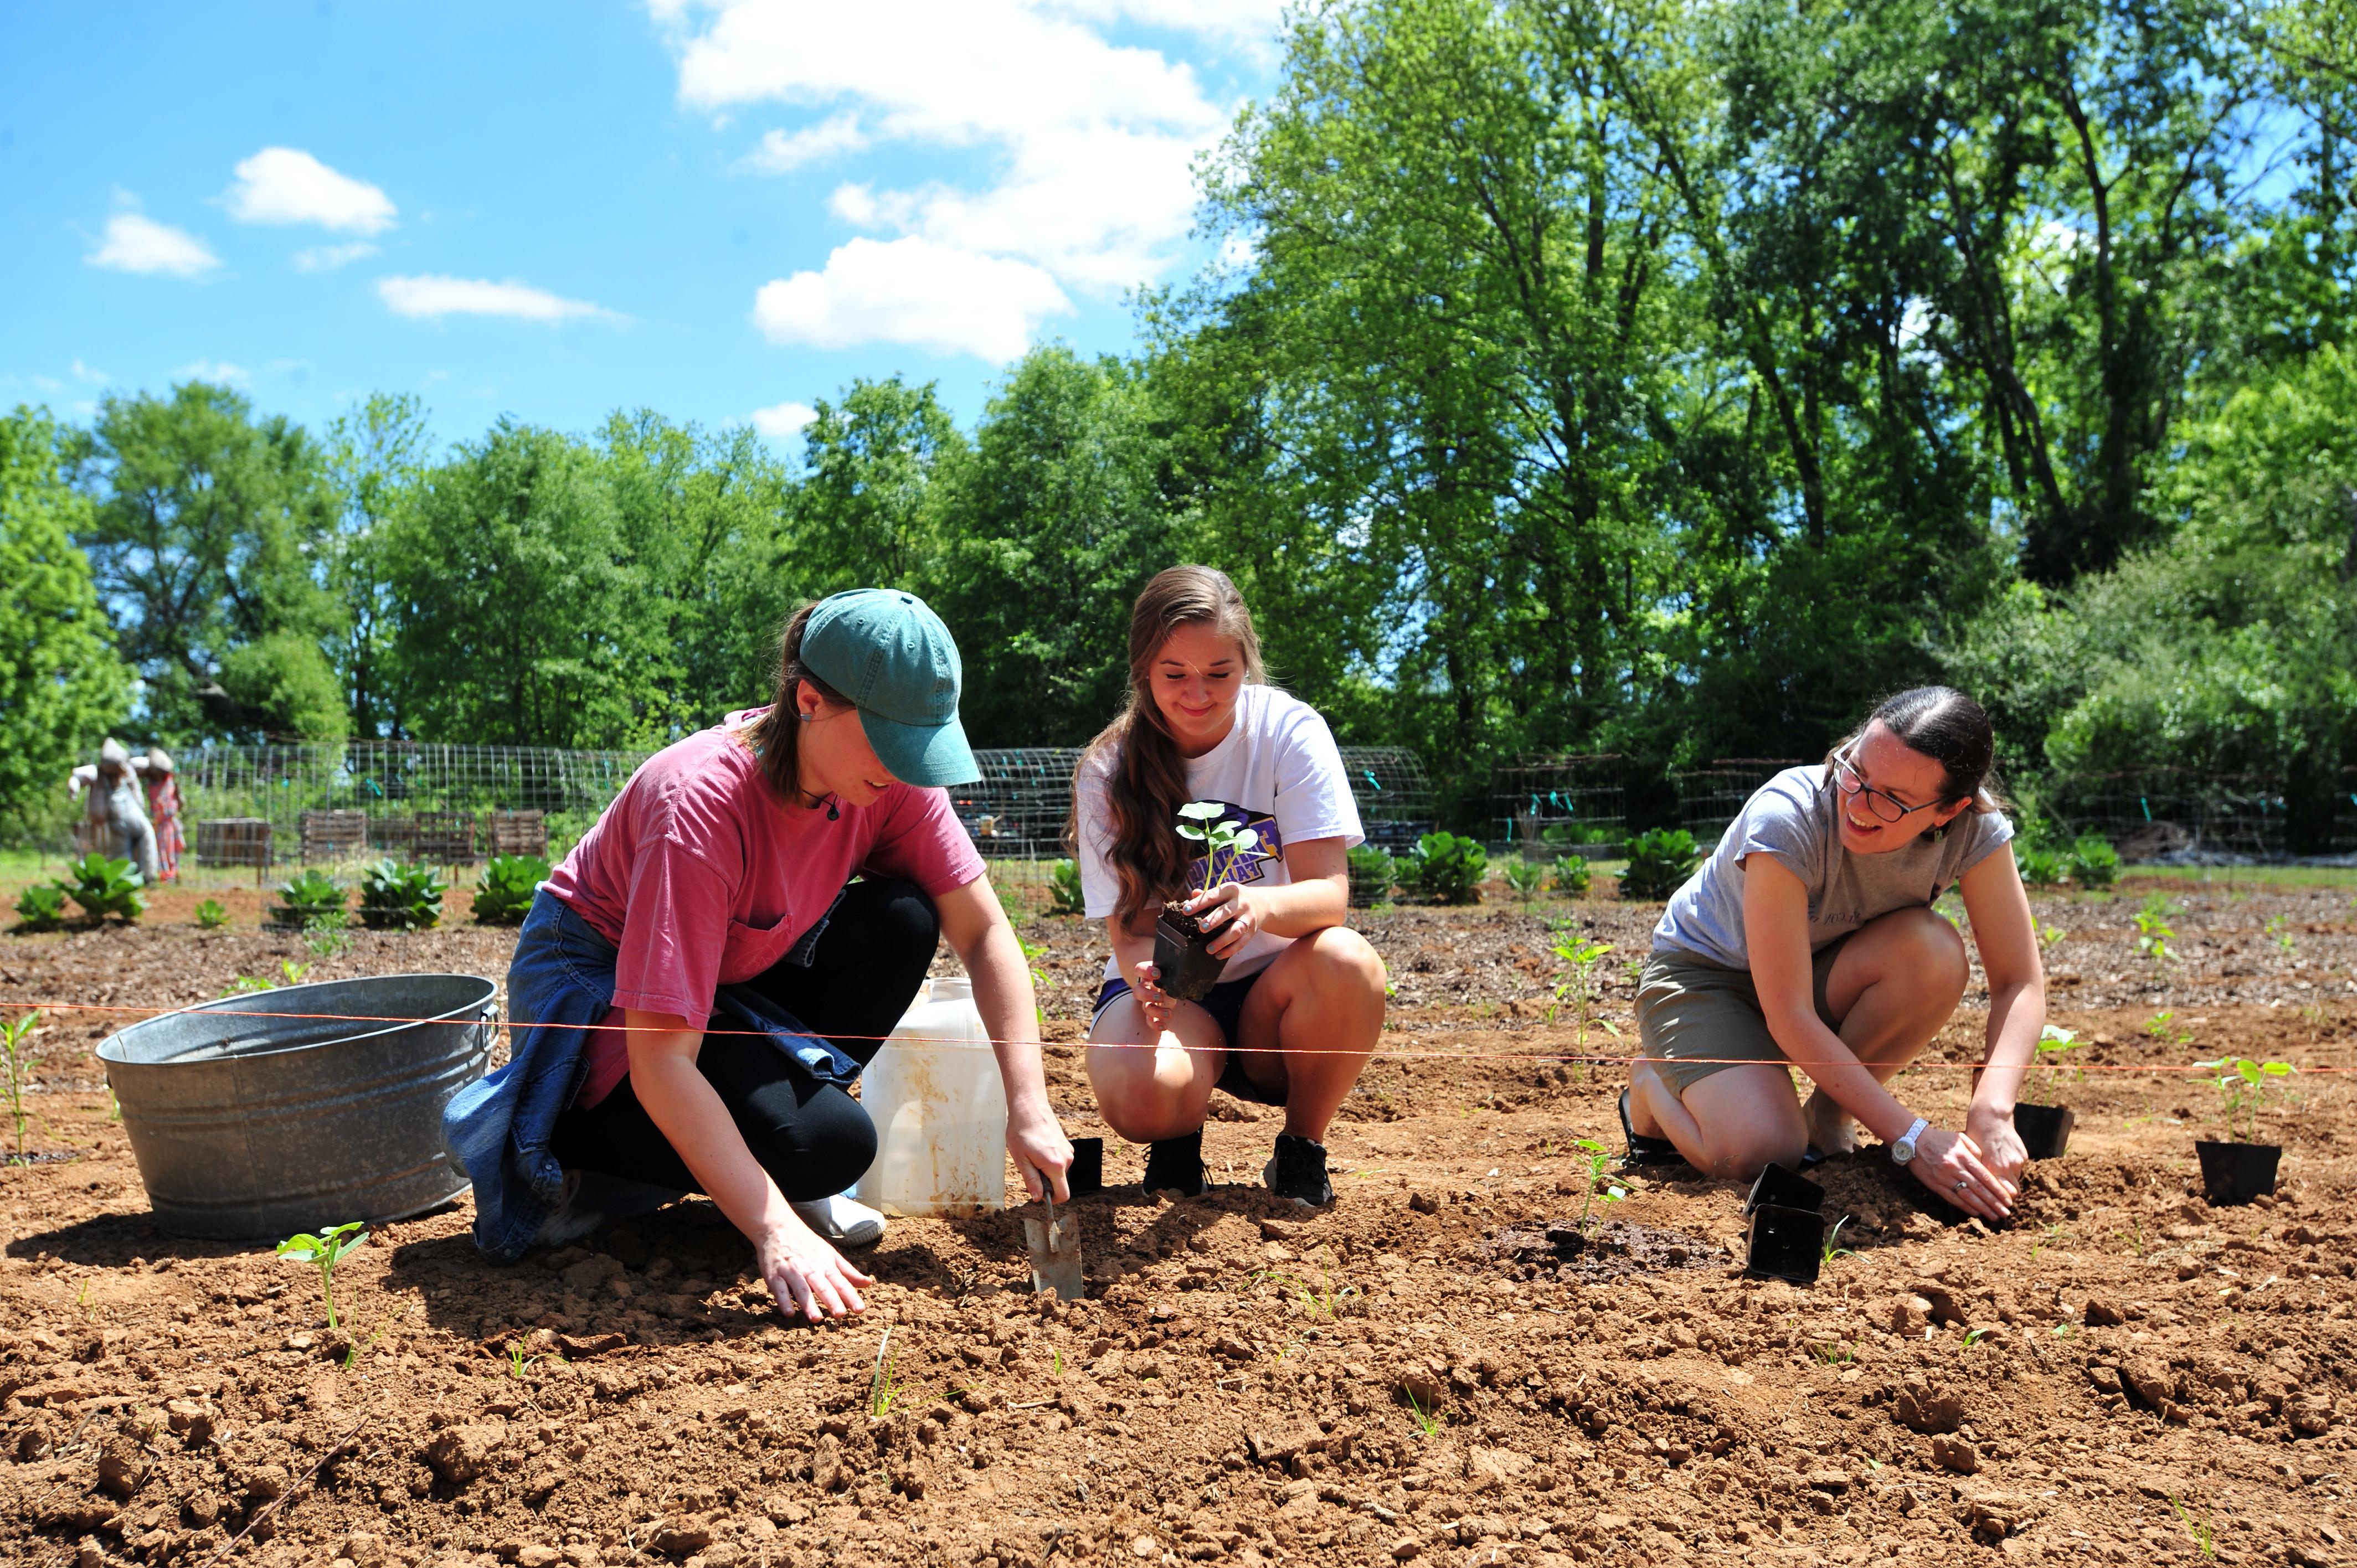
<box><xmin>1071</xmin><ymin>566</ymin><xmax>1267</xmax><ymax>928</ymax></box>
<box><xmin>742</xmin><ymin>602</ymin><xmax>852</xmax><ymax>803</ymax></box>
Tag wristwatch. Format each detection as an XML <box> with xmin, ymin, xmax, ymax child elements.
<box><xmin>1891</xmin><ymin>1117</ymin><xmax>1929</xmax><ymax>1166</ymax></box>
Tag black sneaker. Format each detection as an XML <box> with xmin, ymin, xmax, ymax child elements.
<box><xmin>1263</xmin><ymin>1133</ymin><xmax>1333</xmax><ymax>1206</ymax></box>
<box><xmin>1142</xmin><ymin>1131</ymin><xmax>1208</xmax><ymax>1197</ymax></box>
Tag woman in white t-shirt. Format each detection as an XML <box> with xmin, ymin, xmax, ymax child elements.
<box><xmin>1070</xmin><ymin>566</ymin><xmax>1387</xmax><ymax>1206</ymax></box>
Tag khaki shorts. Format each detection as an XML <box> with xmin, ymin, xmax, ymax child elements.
<box><xmin>1635</xmin><ymin>937</ymin><xmax>1850</xmax><ymax>1098</ymax></box>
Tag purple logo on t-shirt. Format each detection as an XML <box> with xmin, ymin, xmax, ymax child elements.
<box><xmin>1186</xmin><ymin>800</ymin><xmax>1283</xmax><ymax>886</ymax></box>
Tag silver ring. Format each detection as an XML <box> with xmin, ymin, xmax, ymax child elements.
<box><xmin>1954</xmin><ymin>1179</ymin><xmax>1969</xmax><ymax>1191</ymax></box>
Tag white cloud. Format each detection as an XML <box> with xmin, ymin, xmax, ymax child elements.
<box><xmin>752</xmin><ymin>236</ymin><xmax>1071</xmax><ymax>362</ymax></box>
<box><xmin>86</xmin><ymin>210</ymin><xmax>220</xmax><ymax>276</ymax></box>
<box><xmin>71</xmin><ymin>359</ymin><xmax>109</xmax><ymax>385</ymax></box>
<box><xmin>293</xmin><ymin>241</ymin><xmax>380</xmax><ymax>272</ymax></box>
<box><xmin>750</xmin><ymin>399</ymin><xmax>819</xmax><ymax>437</ymax></box>
<box><xmin>745</xmin><ymin>112</ymin><xmax>868</xmax><ymax>172</ymax></box>
<box><xmin>224</xmin><ymin>147</ymin><xmax>398</xmax><ymax>234</ymax></box>
<box><xmin>377</xmin><ymin>275</ymin><xmax>621</xmax><ymax>324</ymax></box>
<box><xmin>657</xmin><ymin>0</ymin><xmax>1274</xmax><ymax>353</ymax></box>
<box><xmin>174</xmin><ymin>359</ymin><xmax>250</xmax><ymax>388</ymax></box>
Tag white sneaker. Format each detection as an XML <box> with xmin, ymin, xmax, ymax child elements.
<box><xmin>791</xmin><ymin>1192</ymin><xmax>886</xmax><ymax>1247</ymax></box>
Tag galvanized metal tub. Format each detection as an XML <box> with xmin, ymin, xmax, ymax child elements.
<box><xmin>97</xmin><ymin>974</ymin><xmax>497</xmax><ymax>1239</ymax></box>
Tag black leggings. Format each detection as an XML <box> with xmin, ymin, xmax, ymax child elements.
<box><xmin>550</xmin><ymin>878</ymin><xmax>939</xmax><ymax>1202</ymax></box>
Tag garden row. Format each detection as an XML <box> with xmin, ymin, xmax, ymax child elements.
<box><xmin>9</xmin><ymin>852</ymin><xmax>552</xmax><ymax>935</ymax></box>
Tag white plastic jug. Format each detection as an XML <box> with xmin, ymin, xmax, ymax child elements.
<box><xmin>852</xmin><ymin>975</ymin><xmax>1007</xmax><ymax>1216</ymax></box>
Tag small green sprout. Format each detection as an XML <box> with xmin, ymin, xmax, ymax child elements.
<box><xmin>1175</xmin><ymin>801</ymin><xmax>1260</xmax><ymax>890</ymax></box>
<box><xmin>1</xmin><ymin>1012</ymin><xmax>38</xmax><ymax>1162</ymax></box>
<box><xmin>1402</xmin><ymin>1386</ymin><xmax>1443</xmax><ymax>1438</ymax></box>
<box><xmin>2265</xmin><ymin>914</ymin><xmax>2294</xmax><ymax>956</ymax></box>
<box><xmin>1810</xmin><ymin>1340</ymin><xmax>1854</xmax><ymax>1366</ymax></box>
<box><xmin>1546</xmin><ymin>926</ymin><xmax>1617</xmax><ymax>1075</ymax></box>
<box><xmin>2145</xmin><ymin>1010</ymin><xmax>2191</xmax><ymax>1046</ymax></box>
<box><xmin>276</xmin><ymin>1222</ymin><xmax>368</xmax><ymax>1330</ymax></box>
<box><xmin>2167</xmin><ymin>1494</ymin><xmax>2216</xmax><ymax>1559</ymax></box>
<box><xmin>2026</xmin><ymin>1024</ymin><xmax>2086</xmax><ymax>1103</ymax></box>
<box><xmin>869</xmin><ymin>1325</ymin><xmax>901</xmax><ymax>1418</ymax></box>
<box><xmin>1017</xmin><ymin>937</ymin><xmax>1051</xmax><ymax>1023</ymax></box>
<box><xmin>1962</xmin><ymin>1327</ymin><xmax>1993</xmax><ymax>1349</ymax></box>
<box><xmin>1821</xmin><ymin>1216</ymin><xmax>1855</xmax><ymax>1265</ymax></box>
<box><xmin>1567</xmin><ymin>1137</ymin><xmax>1626</xmax><ymax>1233</ymax></box>
<box><xmin>2132</xmin><ymin>895</ymin><xmax>2176</xmax><ymax>966</ymax></box>
<box><xmin>194</xmin><ymin>898</ymin><xmax>230</xmax><ymax>930</ymax></box>
<box><xmin>507</xmin><ymin>1342</ymin><xmax>536</xmax><ymax>1379</ymax></box>
<box><xmin>1504</xmin><ymin>859</ymin><xmax>1545</xmax><ymax>904</ymax></box>
<box><xmin>2033</xmin><ymin>916</ymin><xmax>2067</xmax><ymax>957</ymax></box>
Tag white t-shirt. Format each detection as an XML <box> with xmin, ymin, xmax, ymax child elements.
<box><xmin>1075</xmin><ymin>683</ymin><xmax>1364</xmax><ymax>983</ymax></box>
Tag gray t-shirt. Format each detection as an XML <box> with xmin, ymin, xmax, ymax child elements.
<box><xmin>1652</xmin><ymin>765</ymin><xmax>2014</xmax><ymax>970</ymax></box>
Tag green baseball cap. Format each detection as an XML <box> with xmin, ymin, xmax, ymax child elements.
<box><xmin>799</xmin><ymin>589</ymin><xmax>979</xmax><ymax>787</ymax></box>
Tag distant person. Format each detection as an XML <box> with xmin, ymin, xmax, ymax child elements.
<box><xmin>67</xmin><ymin>738</ymin><xmax>160</xmax><ymax>883</ymax></box>
<box><xmin>1623</xmin><ymin>687</ymin><xmax>2041</xmax><ymax>1221</ymax></box>
<box><xmin>1072</xmin><ymin>565</ymin><xmax>1387</xmax><ymax>1206</ymax></box>
<box><xmin>445</xmin><ymin>590</ymin><xmax>1072</xmax><ymax>1321</ymax></box>
<box><xmin>142</xmin><ymin>748</ymin><xmax>183</xmax><ymax>883</ymax></box>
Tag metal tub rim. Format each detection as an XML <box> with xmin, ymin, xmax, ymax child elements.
<box><xmin>97</xmin><ymin>972</ymin><xmax>500</xmax><ymax>1068</ymax></box>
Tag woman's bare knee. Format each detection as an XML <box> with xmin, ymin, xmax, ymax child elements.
<box><xmin>1706</xmin><ymin>1130</ymin><xmax>1809</xmax><ymax>1183</ymax></box>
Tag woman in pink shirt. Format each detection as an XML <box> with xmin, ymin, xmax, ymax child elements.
<box><xmin>445</xmin><ymin>590</ymin><xmax>1072</xmax><ymax>1321</ymax></box>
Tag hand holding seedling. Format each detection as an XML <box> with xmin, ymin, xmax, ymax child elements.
<box><xmin>1175</xmin><ymin>801</ymin><xmax>1259</xmax><ymax>891</ymax></box>
<box><xmin>1180</xmin><ymin>880</ymin><xmax>1267</xmax><ymax>960</ymax></box>
<box><xmin>276</xmin><ymin>1223</ymin><xmax>367</xmax><ymax>1330</ymax></box>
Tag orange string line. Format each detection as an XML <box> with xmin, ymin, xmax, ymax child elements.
<box><xmin>0</xmin><ymin>998</ymin><xmax>2340</xmax><ymax>1071</ymax></box>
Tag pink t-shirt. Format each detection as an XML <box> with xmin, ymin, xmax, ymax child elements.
<box><xmin>544</xmin><ymin>708</ymin><xmax>985</xmax><ymax>1106</ymax></box>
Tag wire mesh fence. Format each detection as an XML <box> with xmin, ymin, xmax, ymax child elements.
<box><xmin>1675</xmin><ymin>759</ymin><xmax>1810</xmax><ymax>847</ymax></box>
<box><xmin>2043</xmin><ymin>768</ymin><xmax>2357</xmax><ymax>862</ymax></box>
<box><xmin>1490</xmin><ymin>754</ymin><xmax>1628</xmax><ymax>853</ymax></box>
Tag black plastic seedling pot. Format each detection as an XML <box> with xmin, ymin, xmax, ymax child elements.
<box><xmin>1066</xmin><ymin>1137</ymin><xmax>1104</xmax><ymax>1199</ymax></box>
<box><xmin>2195</xmin><ymin>1140</ymin><xmax>2281</xmax><ymax>1206</ymax></box>
<box><xmin>1745</xmin><ymin>1203</ymin><xmax>1825</xmax><ymax>1286</ymax></box>
<box><xmin>1152</xmin><ymin>904</ymin><xmax>1227</xmax><ymax>1003</ymax></box>
<box><xmin>2014</xmin><ymin>1103</ymin><xmax>2075</xmax><ymax>1160</ymax></box>
<box><xmin>1744</xmin><ymin>1161</ymin><xmax>1824</xmax><ymax>1216</ymax></box>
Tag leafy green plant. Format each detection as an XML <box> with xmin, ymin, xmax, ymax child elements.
<box><xmin>1018</xmin><ymin>937</ymin><xmax>1050</xmax><ymax>1023</ymax></box>
<box><xmin>2132</xmin><ymin>894</ymin><xmax>2177</xmax><ymax>966</ymax></box>
<box><xmin>1407</xmin><ymin>832</ymin><xmax>1487</xmax><ymax>904</ymax></box>
<box><xmin>358</xmin><ymin>858</ymin><xmax>446</xmax><ymax>931</ymax></box>
<box><xmin>303</xmin><ymin>912</ymin><xmax>351</xmax><ymax>958</ymax></box>
<box><xmin>2</xmin><ymin>1012</ymin><xmax>38</xmax><ymax>1162</ymax></box>
<box><xmin>1048</xmin><ymin>858</ymin><xmax>1086</xmax><ymax>916</ymax></box>
<box><xmin>1540</xmin><ymin>822</ymin><xmax>1615</xmax><ymax>848</ymax></box>
<box><xmin>471</xmin><ymin>854</ymin><xmax>550</xmax><ymax>925</ymax></box>
<box><xmin>272</xmin><ymin>869</ymin><xmax>347</xmax><ymax>929</ymax></box>
<box><xmin>2023</xmin><ymin>1024</ymin><xmax>2085</xmax><ymax>1103</ymax></box>
<box><xmin>1552</xmin><ymin>854</ymin><xmax>1591</xmax><ymax>896</ymax></box>
<box><xmin>1566</xmin><ymin>1137</ymin><xmax>1625</xmax><ymax>1232</ymax></box>
<box><xmin>276</xmin><ymin>1223</ymin><xmax>367</xmax><ymax>1329</ymax></box>
<box><xmin>1617</xmin><ymin>829</ymin><xmax>1700</xmax><ymax>900</ymax></box>
<box><xmin>218</xmin><ymin>958</ymin><xmax>314</xmax><ymax>998</ymax></box>
<box><xmin>1545</xmin><ymin>927</ymin><xmax>1617</xmax><ymax>1072</ymax></box>
<box><xmin>2265</xmin><ymin>914</ymin><xmax>2295</xmax><ymax>956</ymax></box>
<box><xmin>2063</xmin><ymin>834</ymin><xmax>2119</xmax><ymax>889</ymax></box>
<box><xmin>11</xmin><ymin>883</ymin><xmax>67</xmax><ymax>932</ymax></box>
<box><xmin>1503</xmin><ymin>858</ymin><xmax>1545</xmax><ymax>903</ymax></box>
<box><xmin>1346</xmin><ymin>845</ymin><xmax>1395</xmax><ymax>905</ymax></box>
<box><xmin>2014</xmin><ymin>843</ymin><xmax>2068</xmax><ymax>887</ymax></box>
<box><xmin>2193</xmin><ymin>1056</ymin><xmax>2296</xmax><ymax>1144</ymax></box>
<box><xmin>1176</xmin><ymin>801</ymin><xmax>1261</xmax><ymax>889</ymax></box>
<box><xmin>2034</xmin><ymin>916</ymin><xmax>2067</xmax><ymax>958</ymax></box>
<box><xmin>193</xmin><ymin>898</ymin><xmax>230</xmax><ymax>930</ymax></box>
<box><xmin>62</xmin><ymin>853</ymin><xmax>143</xmax><ymax>923</ymax></box>
<box><xmin>2146</xmin><ymin>1009</ymin><xmax>2192</xmax><ymax>1046</ymax></box>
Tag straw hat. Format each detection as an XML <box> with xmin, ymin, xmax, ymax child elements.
<box><xmin>99</xmin><ymin>738</ymin><xmax>130</xmax><ymax>769</ymax></box>
<box><xmin>146</xmin><ymin>747</ymin><xmax>175</xmax><ymax>773</ymax></box>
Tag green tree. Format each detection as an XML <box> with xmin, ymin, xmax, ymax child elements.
<box><xmin>70</xmin><ymin>381</ymin><xmax>345</xmax><ymax>741</ymax></box>
<box><xmin>0</xmin><ymin>406</ymin><xmax>131</xmax><ymax>839</ymax></box>
<box><xmin>323</xmin><ymin>391</ymin><xmax>434</xmax><ymax>738</ymax></box>
<box><xmin>792</xmin><ymin>376</ymin><xmax>963</xmax><ymax>597</ymax></box>
<box><xmin>932</xmin><ymin>347</ymin><xmax>1175</xmax><ymax>746</ymax></box>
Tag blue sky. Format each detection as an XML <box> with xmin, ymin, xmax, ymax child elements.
<box><xmin>0</xmin><ymin>0</ymin><xmax>1280</xmax><ymax>453</ymax></box>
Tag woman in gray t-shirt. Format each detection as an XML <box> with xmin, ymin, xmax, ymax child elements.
<box><xmin>1626</xmin><ymin>687</ymin><xmax>2045</xmax><ymax>1221</ymax></box>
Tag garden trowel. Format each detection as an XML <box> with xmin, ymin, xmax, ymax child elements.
<box><xmin>1022</xmin><ymin>1188</ymin><xmax>1085</xmax><ymax>1301</ymax></box>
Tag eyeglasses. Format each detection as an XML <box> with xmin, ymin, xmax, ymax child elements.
<box><xmin>1830</xmin><ymin>746</ymin><xmax>1942</xmax><ymax>826</ymax></box>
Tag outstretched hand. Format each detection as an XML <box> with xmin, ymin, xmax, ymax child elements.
<box><xmin>1909</xmin><ymin>1126</ymin><xmax>2017</xmax><ymax>1222</ymax></box>
<box><xmin>757</xmin><ymin>1219</ymin><xmax>873</xmax><ymax>1323</ymax></box>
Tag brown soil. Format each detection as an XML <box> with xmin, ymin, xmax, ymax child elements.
<box><xmin>2</xmin><ymin>885</ymin><xmax>2354</xmax><ymax>1567</ymax></box>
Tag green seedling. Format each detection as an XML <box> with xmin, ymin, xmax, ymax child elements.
<box><xmin>1551</xmin><ymin>854</ymin><xmax>1591</xmax><ymax>896</ymax></box>
<box><xmin>1962</xmin><ymin>1327</ymin><xmax>1994</xmax><ymax>1350</ymax></box>
<box><xmin>1402</xmin><ymin>1386</ymin><xmax>1443</xmax><ymax>1438</ymax></box>
<box><xmin>2145</xmin><ymin>1010</ymin><xmax>2191</xmax><ymax>1046</ymax></box>
<box><xmin>2192</xmin><ymin>1055</ymin><xmax>2296</xmax><ymax>1143</ymax></box>
<box><xmin>507</xmin><ymin>1343</ymin><xmax>536</xmax><ymax>1379</ymax></box>
<box><xmin>1017</xmin><ymin>937</ymin><xmax>1051</xmax><ymax>1023</ymax></box>
<box><xmin>1052</xmin><ymin>1349</ymin><xmax>1064</xmax><ymax>1377</ymax></box>
<box><xmin>1567</xmin><ymin>1137</ymin><xmax>1625</xmax><ymax>1233</ymax></box>
<box><xmin>1176</xmin><ymin>801</ymin><xmax>1260</xmax><ymax>890</ymax></box>
<box><xmin>2265</xmin><ymin>914</ymin><xmax>2295</xmax><ymax>956</ymax></box>
<box><xmin>2033</xmin><ymin>917</ymin><xmax>2067</xmax><ymax>957</ymax></box>
<box><xmin>1262</xmin><ymin>1249</ymin><xmax>1360</xmax><ymax>1320</ymax></box>
<box><xmin>276</xmin><ymin>1223</ymin><xmax>368</xmax><ymax>1330</ymax></box>
<box><xmin>218</xmin><ymin>958</ymin><xmax>313</xmax><ymax>999</ymax></box>
<box><xmin>1</xmin><ymin>1012</ymin><xmax>37</xmax><ymax>1162</ymax></box>
<box><xmin>2166</xmin><ymin>1494</ymin><xmax>2216</xmax><ymax>1560</ymax></box>
<box><xmin>869</xmin><ymin>1325</ymin><xmax>901</xmax><ymax>1418</ymax></box>
<box><xmin>1810</xmin><ymin>1340</ymin><xmax>1854</xmax><ymax>1366</ymax></box>
<box><xmin>193</xmin><ymin>898</ymin><xmax>230</xmax><ymax>930</ymax></box>
<box><xmin>1503</xmin><ymin>859</ymin><xmax>1544</xmax><ymax>904</ymax></box>
<box><xmin>1821</xmin><ymin>1217</ymin><xmax>1855</xmax><ymax>1265</ymax></box>
<box><xmin>2133</xmin><ymin>894</ymin><xmax>2177</xmax><ymax>966</ymax></box>
<box><xmin>1545</xmin><ymin>927</ymin><xmax>1618</xmax><ymax>1075</ymax></box>
<box><xmin>1048</xmin><ymin>858</ymin><xmax>1086</xmax><ymax>916</ymax></box>
<box><xmin>2025</xmin><ymin>1024</ymin><xmax>2085</xmax><ymax>1103</ymax></box>
<box><xmin>302</xmin><ymin>911</ymin><xmax>351</xmax><ymax>959</ymax></box>
<box><xmin>13</xmin><ymin>883</ymin><xmax>68</xmax><ymax>932</ymax></box>
<box><xmin>2030</xmin><ymin>1223</ymin><xmax>2068</xmax><ymax>1260</ymax></box>
<box><xmin>343</xmin><ymin>1327</ymin><xmax>385</xmax><ymax>1370</ymax></box>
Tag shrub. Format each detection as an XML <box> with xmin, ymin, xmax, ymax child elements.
<box><xmin>1408</xmin><ymin>832</ymin><xmax>1488</xmax><ymax>904</ymax></box>
<box><xmin>1048</xmin><ymin>858</ymin><xmax>1086</xmax><ymax>916</ymax></box>
<box><xmin>2063</xmin><ymin>833</ymin><xmax>2119</xmax><ymax>889</ymax></box>
<box><xmin>12</xmin><ymin>883</ymin><xmax>66</xmax><ymax>933</ymax></box>
<box><xmin>1346</xmin><ymin>845</ymin><xmax>1395</xmax><ymax>907</ymax></box>
<box><xmin>2014</xmin><ymin>843</ymin><xmax>2068</xmax><ymax>887</ymax></box>
<box><xmin>1552</xmin><ymin>854</ymin><xmax>1591</xmax><ymax>896</ymax></box>
<box><xmin>193</xmin><ymin>898</ymin><xmax>229</xmax><ymax>930</ymax></box>
<box><xmin>358</xmin><ymin>859</ymin><xmax>447</xmax><ymax>931</ymax></box>
<box><xmin>62</xmin><ymin>853</ymin><xmax>143</xmax><ymax>923</ymax></box>
<box><xmin>1617</xmin><ymin>829</ymin><xmax>1701</xmax><ymax>900</ymax></box>
<box><xmin>271</xmin><ymin>869</ymin><xmax>347</xmax><ymax>930</ymax></box>
<box><xmin>472</xmin><ymin>854</ymin><xmax>550</xmax><ymax>925</ymax></box>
